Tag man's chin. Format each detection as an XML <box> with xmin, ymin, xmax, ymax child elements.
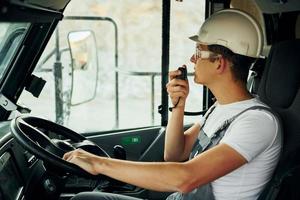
<box><xmin>194</xmin><ymin>77</ymin><xmax>201</xmax><ymax>84</ymax></box>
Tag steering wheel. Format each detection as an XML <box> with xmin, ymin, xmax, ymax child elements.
<box><xmin>10</xmin><ymin>115</ymin><xmax>110</xmax><ymax>177</ymax></box>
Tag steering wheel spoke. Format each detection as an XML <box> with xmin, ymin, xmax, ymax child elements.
<box><xmin>18</xmin><ymin>119</ymin><xmax>66</xmax><ymax>156</ymax></box>
<box><xmin>10</xmin><ymin>116</ymin><xmax>110</xmax><ymax>177</ymax></box>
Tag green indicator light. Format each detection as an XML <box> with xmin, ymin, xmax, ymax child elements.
<box><xmin>122</xmin><ymin>136</ymin><xmax>141</xmax><ymax>145</ymax></box>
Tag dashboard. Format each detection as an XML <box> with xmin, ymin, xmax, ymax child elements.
<box><xmin>0</xmin><ymin>152</ymin><xmax>23</xmax><ymax>200</ymax></box>
<box><xmin>0</xmin><ymin>121</ymin><xmax>140</xmax><ymax>200</ymax></box>
<box><xmin>0</xmin><ymin>121</ymin><xmax>105</xmax><ymax>200</ymax></box>
<box><xmin>0</xmin><ymin>121</ymin><xmax>39</xmax><ymax>200</ymax></box>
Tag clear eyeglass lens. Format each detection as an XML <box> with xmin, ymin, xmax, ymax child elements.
<box><xmin>195</xmin><ymin>47</ymin><xmax>220</xmax><ymax>60</ymax></box>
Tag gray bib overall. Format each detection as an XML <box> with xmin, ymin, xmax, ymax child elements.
<box><xmin>166</xmin><ymin>105</ymin><xmax>274</xmax><ymax>200</ymax></box>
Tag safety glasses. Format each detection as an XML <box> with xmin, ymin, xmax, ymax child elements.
<box><xmin>195</xmin><ymin>46</ymin><xmax>221</xmax><ymax>60</ymax></box>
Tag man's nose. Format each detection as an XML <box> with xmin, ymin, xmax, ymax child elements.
<box><xmin>190</xmin><ymin>54</ymin><xmax>196</xmax><ymax>63</ymax></box>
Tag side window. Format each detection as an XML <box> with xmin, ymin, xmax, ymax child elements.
<box><xmin>170</xmin><ymin>0</ymin><xmax>205</xmax><ymax>124</ymax></box>
<box><xmin>18</xmin><ymin>1</ymin><xmax>205</xmax><ymax>132</ymax></box>
<box><xmin>18</xmin><ymin>1</ymin><xmax>162</xmax><ymax>133</ymax></box>
<box><xmin>0</xmin><ymin>23</ymin><xmax>29</xmax><ymax>80</ymax></box>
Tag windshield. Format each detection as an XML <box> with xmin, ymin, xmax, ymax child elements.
<box><xmin>0</xmin><ymin>22</ymin><xmax>30</xmax><ymax>80</ymax></box>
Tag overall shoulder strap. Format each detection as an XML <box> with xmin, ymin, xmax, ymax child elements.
<box><xmin>201</xmin><ymin>104</ymin><xmax>217</xmax><ymax>128</ymax></box>
<box><xmin>216</xmin><ymin>105</ymin><xmax>275</xmax><ymax>133</ymax></box>
<box><xmin>200</xmin><ymin>105</ymin><xmax>280</xmax><ymax>152</ymax></box>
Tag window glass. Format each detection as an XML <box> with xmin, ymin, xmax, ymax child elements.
<box><xmin>170</xmin><ymin>1</ymin><xmax>205</xmax><ymax>124</ymax></box>
<box><xmin>0</xmin><ymin>23</ymin><xmax>29</xmax><ymax>80</ymax></box>
<box><xmin>19</xmin><ymin>1</ymin><xmax>162</xmax><ymax>132</ymax></box>
<box><xmin>18</xmin><ymin>0</ymin><xmax>206</xmax><ymax>132</ymax></box>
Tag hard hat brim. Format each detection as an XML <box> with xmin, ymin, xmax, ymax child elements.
<box><xmin>189</xmin><ymin>35</ymin><xmax>210</xmax><ymax>46</ymax></box>
<box><xmin>189</xmin><ymin>35</ymin><xmax>199</xmax><ymax>42</ymax></box>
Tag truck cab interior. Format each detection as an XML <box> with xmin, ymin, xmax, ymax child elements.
<box><xmin>0</xmin><ymin>0</ymin><xmax>299</xmax><ymax>200</ymax></box>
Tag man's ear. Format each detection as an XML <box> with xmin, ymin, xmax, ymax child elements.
<box><xmin>215</xmin><ymin>57</ymin><xmax>226</xmax><ymax>74</ymax></box>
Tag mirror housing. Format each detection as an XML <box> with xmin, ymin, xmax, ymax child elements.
<box><xmin>67</xmin><ymin>30</ymin><xmax>99</xmax><ymax>106</ymax></box>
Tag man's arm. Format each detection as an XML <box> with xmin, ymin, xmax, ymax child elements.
<box><xmin>63</xmin><ymin>143</ymin><xmax>247</xmax><ymax>193</ymax></box>
<box><xmin>165</xmin><ymin>113</ymin><xmax>200</xmax><ymax>162</ymax></box>
<box><xmin>164</xmin><ymin>68</ymin><xmax>199</xmax><ymax>162</ymax></box>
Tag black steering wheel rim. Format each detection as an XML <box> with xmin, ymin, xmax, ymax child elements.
<box><xmin>10</xmin><ymin>115</ymin><xmax>109</xmax><ymax>177</ymax></box>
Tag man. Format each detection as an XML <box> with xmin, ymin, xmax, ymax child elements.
<box><xmin>63</xmin><ymin>9</ymin><xmax>282</xmax><ymax>200</ymax></box>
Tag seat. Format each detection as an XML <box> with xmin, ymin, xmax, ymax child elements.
<box><xmin>257</xmin><ymin>39</ymin><xmax>300</xmax><ymax>200</ymax></box>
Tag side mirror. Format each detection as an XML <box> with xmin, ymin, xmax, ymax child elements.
<box><xmin>67</xmin><ymin>30</ymin><xmax>99</xmax><ymax>106</ymax></box>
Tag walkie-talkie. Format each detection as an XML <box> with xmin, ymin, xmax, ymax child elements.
<box><xmin>167</xmin><ymin>66</ymin><xmax>209</xmax><ymax>115</ymax></box>
<box><xmin>176</xmin><ymin>66</ymin><xmax>187</xmax><ymax>80</ymax></box>
<box><xmin>170</xmin><ymin>66</ymin><xmax>188</xmax><ymax>110</ymax></box>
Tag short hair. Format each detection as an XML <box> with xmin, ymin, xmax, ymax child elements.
<box><xmin>208</xmin><ymin>45</ymin><xmax>256</xmax><ymax>84</ymax></box>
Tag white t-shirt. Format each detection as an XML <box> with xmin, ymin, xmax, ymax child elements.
<box><xmin>199</xmin><ymin>97</ymin><xmax>282</xmax><ymax>200</ymax></box>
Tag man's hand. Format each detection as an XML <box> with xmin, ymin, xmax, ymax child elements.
<box><xmin>63</xmin><ymin>148</ymin><xmax>102</xmax><ymax>175</ymax></box>
<box><xmin>166</xmin><ymin>66</ymin><xmax>189</xmax><ymax>108</ymax></box>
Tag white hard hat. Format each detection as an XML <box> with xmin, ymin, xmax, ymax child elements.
<box><xmin>189</xmin><ymin>9</ymin><xmax>263</xmax><ymax>58</ymax></box>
